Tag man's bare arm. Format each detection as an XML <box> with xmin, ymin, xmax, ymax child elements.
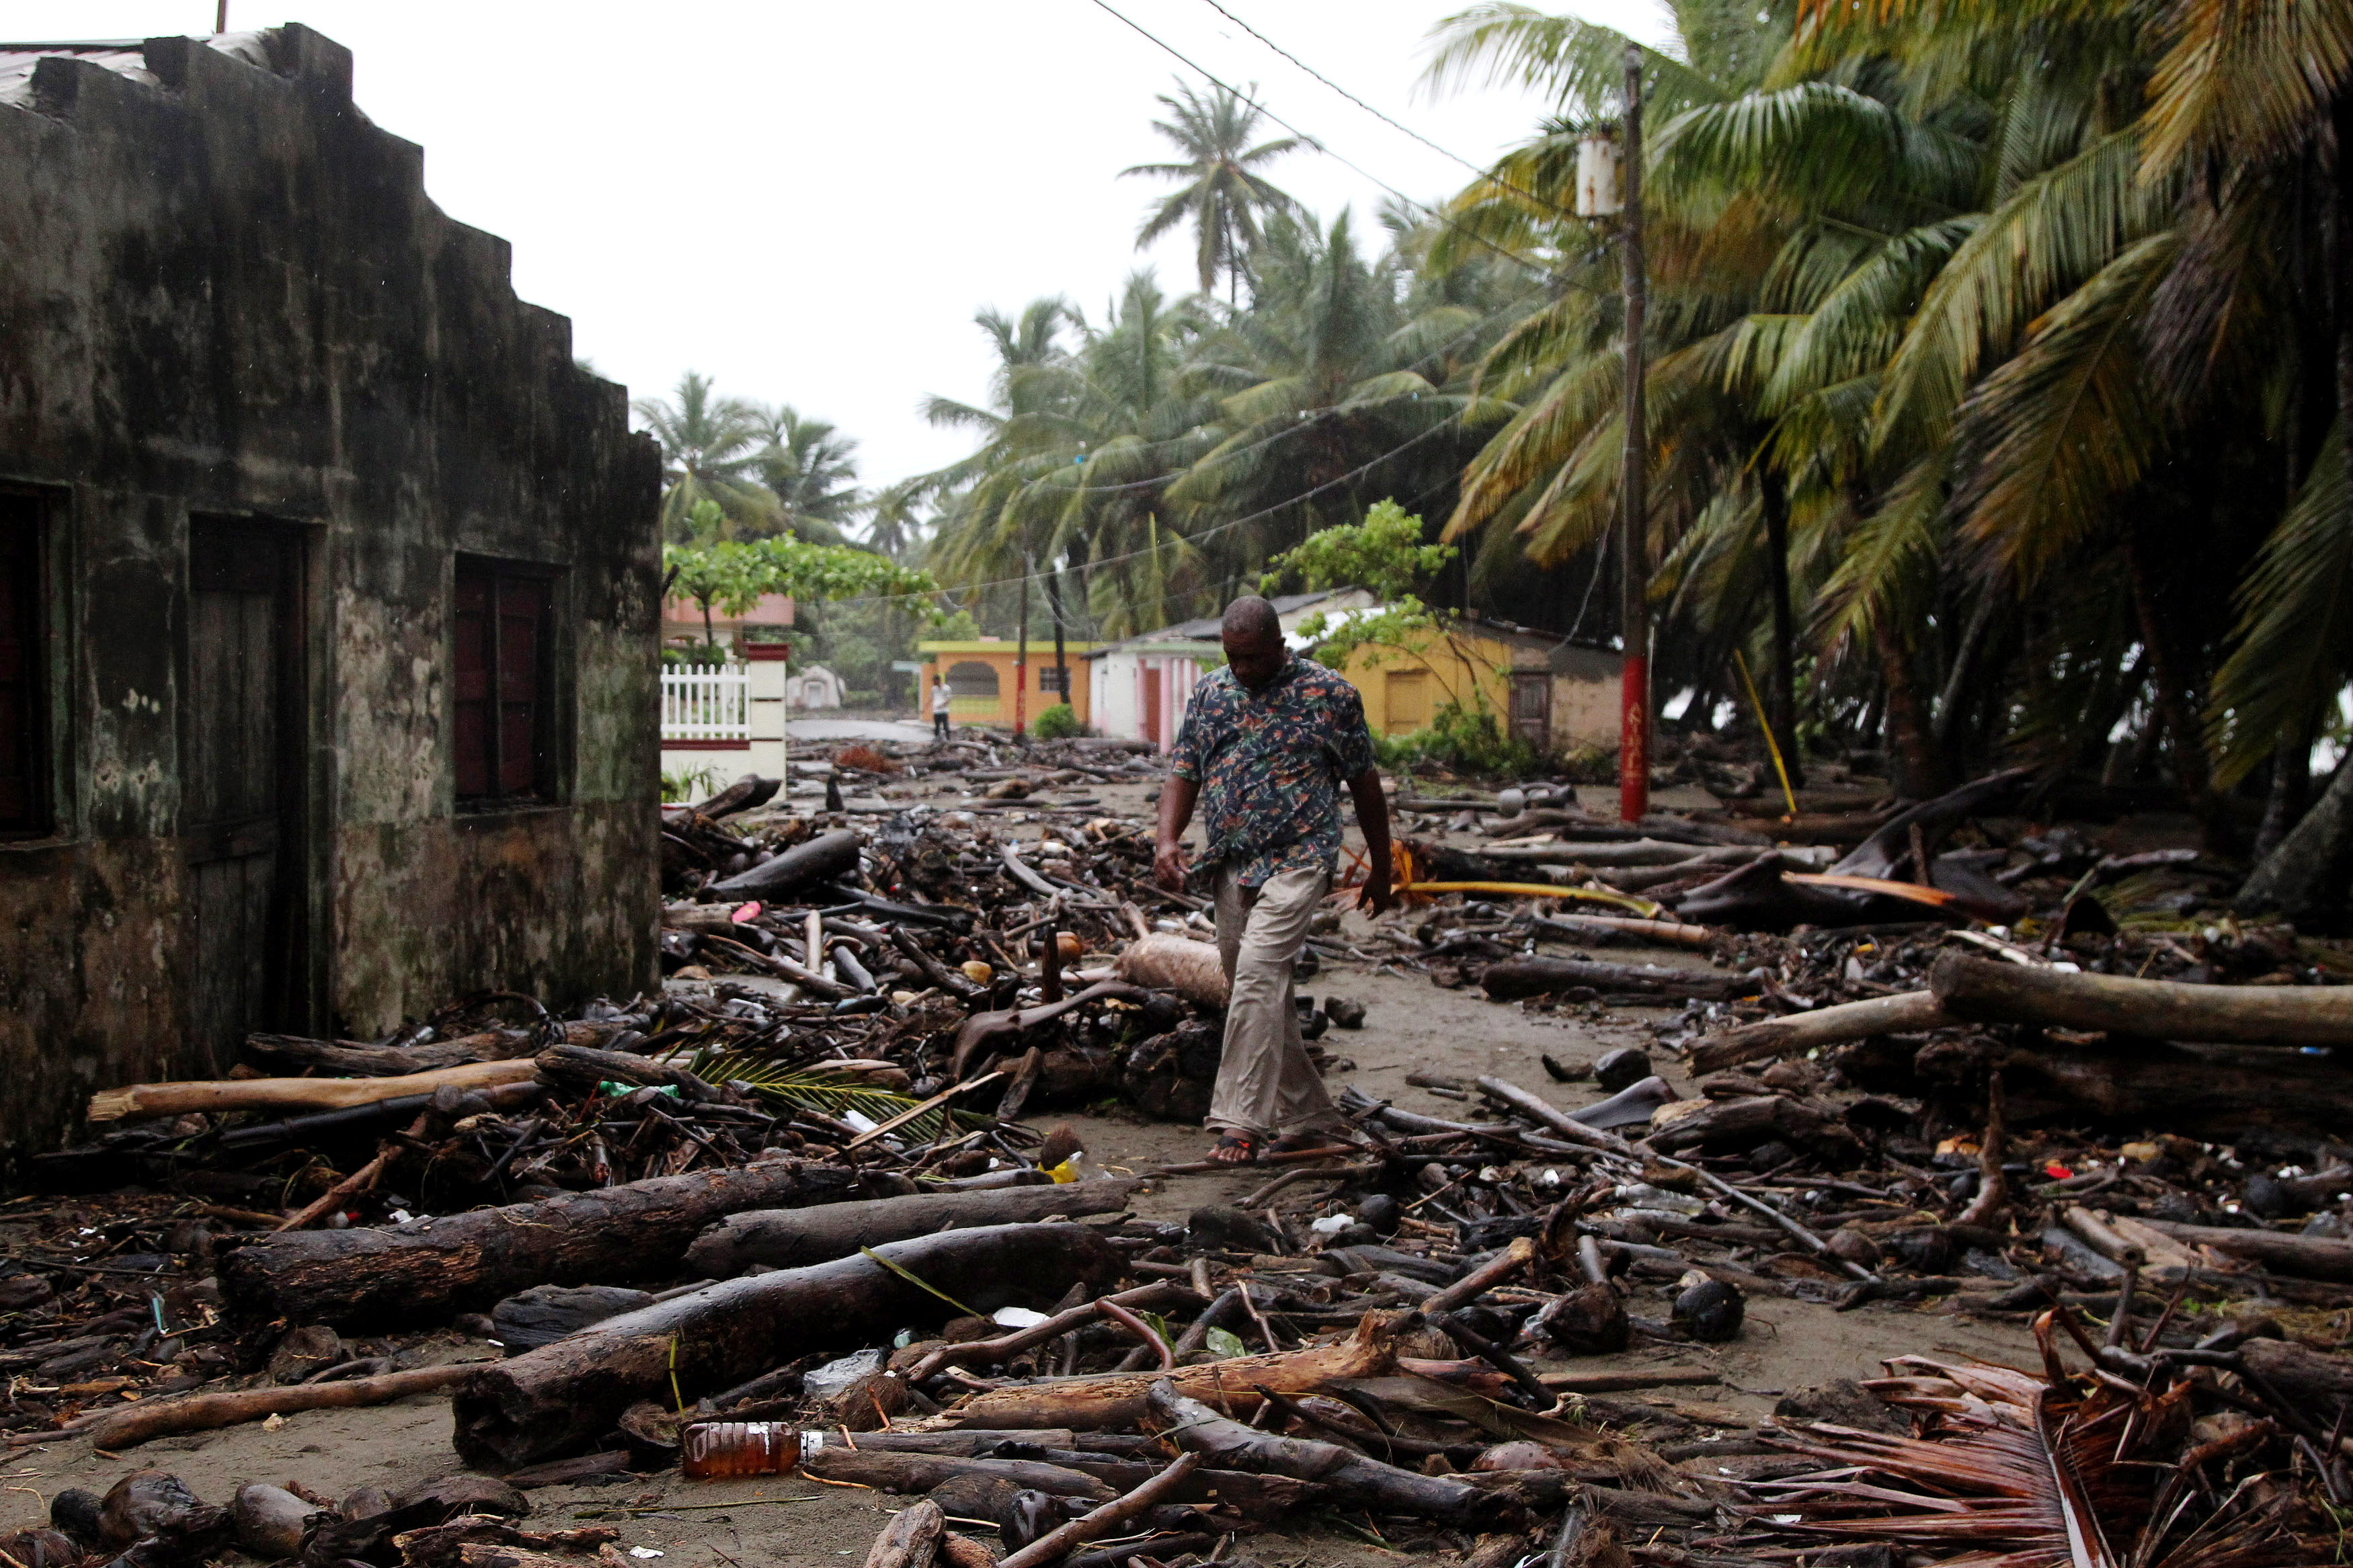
<box><xmin>1347</xmin><ymin>767</ymin><xmax>1395</xmax><ymax>915</ymax></box>
<box><xmin>1154</xmin><ymin>776</ymin><xmax>1201</xmax><ymax>891</ymax></box>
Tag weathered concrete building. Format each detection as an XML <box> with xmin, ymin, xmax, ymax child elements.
<box><xmin>0</xmin><ymin>28</ymin><xmax>663</xmax><ymax>1161</ymax></box>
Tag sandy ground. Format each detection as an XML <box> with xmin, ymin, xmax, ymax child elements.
<box><xmin>1</xmin><ymin>774</ymin><xmax>2045</xmax><ymax>1561</ymax></box>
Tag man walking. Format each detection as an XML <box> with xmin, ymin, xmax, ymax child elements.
<box><xmin>1154</xmin><ymin>596</ymin><xmax>1394</xmax><ymax>1163</ymax></box>
<box><xmin>931</xmin><ymin>674</ymin><xmax>953</xmax><ymax>741</ymax></box>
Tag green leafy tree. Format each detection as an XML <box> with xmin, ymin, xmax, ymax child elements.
<box><xmin>662</xmin><ymin>535</ymin><xmax>944</xmax><ymax>654</ymax></box>
<box><xmin>1122</xmin><ymin>79</ymin><xmax>1314</xmax><ymax>302</ymax></box>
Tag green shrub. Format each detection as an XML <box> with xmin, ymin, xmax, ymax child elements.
<box><xmin>1375</xmin><ymin>701</ymin><xmax>1537</xmax><ymax>778</ymax></box>
<box><xmin>1031</xmin><ymin>702</ymin><xmax>1082</xmax><ymax>740</ymax></box>
<box><xmin>661</xmin><ymin>763</ymin><xmax>722</xmax><ymax>803</ymax></box>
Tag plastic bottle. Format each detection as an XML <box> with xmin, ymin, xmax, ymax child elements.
<box><xmin>680</xmin><ymin>1422</ymin><xmax>803</xmax><ymax>1479</ymax></box>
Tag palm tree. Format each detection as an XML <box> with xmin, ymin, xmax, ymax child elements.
<box><xmin>754</xmin><ymin>405</ymin><xmax>863</xmax><ymax>546</ymax></box>
<box><xmin>1122</xmin><ymin>80</ymin><xmax>1314</xmax><ymax>302</ymax></box>
<box><xmin>633</xmin><ymin>372</ymin><xmax>778</xmax><ymax>541</ymax></box>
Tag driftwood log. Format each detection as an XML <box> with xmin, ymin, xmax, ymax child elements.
<box><xmin>944</xmin><ymin>1313</ymin><xmax>1400</xmax><ymax>1430</ymax></box>
<box><xmin>89</xmin><ymin>1059</ymin><xmax>538</xmax><ymax>1124</ymax></box>
<box><xmin>702</xmin><ymin>828</ymin><xmax>863</xmax><ymax>900</ymax></box>
<box><xmin>1480</xmin><ymin>957</ymin><xmax>1755</xmax><ymax>1003</ymax></box>
<box><xmin>453</xmin><ymin>1223</ymin><xmax>1125</xmax><ymax>1470</ymax></box>
<box><xmin>1913</xmin><ymin>1037</ymin><xmax>2353</xmax><ymax>1135</ymax></box>
<box><xmin>950</xmin><ymin>980</ymin><xmax>1148</xmax><ymax>1078</ymax></box>
<box><xmin>1689</xmin><ymin>991</ymin><xmax>1951</xmax><ymax>1074</ymax></box>
<box><xmin>2137</xmin><ymin>1219</ymin><xmax>2353</xmax><ymax>1282</ymax></box>
<box><xmin>684</xmin><ymin>1179</ymin><xmax>1142</xmax><ymax>1274</ymax></box>
<box><xmin>1929</xmin><ymin>953</ymin><xmax>2353</xmax><ymax>1044</ymax></box>
<box><xmin>241</xmin><ymin>1031</ymin><xmax>513</xmax><ymax>1077</ymax></box>
<box><xmin>1144</xmin><ymin>1379</ymin><xmax>1507</xmax><ymax>1529</ymax></box>
<box><xmin>84</xmin><ymin>1363</ymin><xmax>476</xmax><ymax>1450</ymax></box>
<box><xmin>217</xmin><ymin>1159</ymin><xmax>888</xmax><ymax>1330</ymax></box>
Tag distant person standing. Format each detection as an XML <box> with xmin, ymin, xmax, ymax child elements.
<box><xmin>1154</xmin><ymin>595</ymin><xmax>1394</xmax><ymax>1163</ymax></box>
<box><xmin>931</xmin><ymin>677</ymin><xmax>953</xmax><ymax>741</ymax></box>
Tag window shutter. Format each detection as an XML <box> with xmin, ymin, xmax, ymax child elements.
<box><xmin>495</xmin><ymin>577</ymin><xmax>547</xmax><ymax>794</ymax></box>
<box><xmin>0</xmin><ymin>519</ymin><xmax>35</xmax><ymax>829</ymax></box>
<box><xmin>452</xmin><ymin>569</ymin><xmax>491</xmax><ymax>798</ymax></box>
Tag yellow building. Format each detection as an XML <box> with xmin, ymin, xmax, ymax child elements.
<box><xmin>1332</xmin><ymin>616</ymin><xmax>1622</xmax><ymax>755</ymax></box>
<box><xmin>919</xmin><ymin>639</ymin><xmax>1101</xmax><ymax>729</ymax></box>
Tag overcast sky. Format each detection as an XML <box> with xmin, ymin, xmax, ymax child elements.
<box><xmin>18</xmin><ymin>0</ymin><xmax>1675</xmax><ymax>511</ymax></box>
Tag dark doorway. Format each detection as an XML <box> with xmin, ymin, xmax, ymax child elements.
<box><xmin>186</xmin><ymin>520</ymin><xmax>306</xmax><ymax>1075</ymax></box>
<box><xmin>1510</xmin><ymin>671</ymin><xmax>1552</xmax><ymax>751</ymax></box>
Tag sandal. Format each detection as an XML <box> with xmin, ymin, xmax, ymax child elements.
<box><xmin>1209</xmin><ymin>1131</ymin><xmax>1261</xmax><ymax>1165</ymax></box>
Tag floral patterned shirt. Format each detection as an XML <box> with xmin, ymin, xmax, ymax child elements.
<box><xmin>1170</xmin><ymin>655</ymin><xmax>1376</xmax><ymax>886</ymax></box>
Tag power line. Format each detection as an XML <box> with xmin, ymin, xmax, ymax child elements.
<box><xmin>1193</xmin><ymin>0</ymin><xmax>1580</xmax><ymax>226</ymax></box>
<box><xmin>819</xmin><ymin>409</ymin><xmax>1471</xmax><ymax>609</ymax></box>
<box><xmin>1086</xmin><ymin>0</ymin><xmax>1603</xmax><ymax>297</ymax></box>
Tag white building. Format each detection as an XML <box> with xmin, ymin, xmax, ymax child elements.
<box><xmin>787</xmin><ymin>663</ymin><xmax>845</xmax><ymax>711</ymax></box>
<box><xmin>1084</xmin><ymin>587</ymin><xmax>1378</xmax><ymax>751</ymax></box>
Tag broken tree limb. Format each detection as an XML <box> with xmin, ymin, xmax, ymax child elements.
<box><xmin>84</xmin><ymin>1363</ymin><xmax>475</xmax><ymax>1450</ymax></box>
<box><xmin>241</xmin><ymin>1032</ymin><xmax>509</xmax><ymax>1077</ymax></box>
<box><xmin>805</xmin><ymin>1448</ymin><xmax>1115</xmax><ymax>1501</ymax></box>
<box><xmin>1472</xmin><ymin>1078</ymin><xmax>1636</xmax><ymax>1157</ymax></box>
<box><xmin>684</xmin><ymin>1178</ymin><xmax>1142</xmax><ymax>1274</ymax></box>
<box><xmin>2135</xmin><ymin>1219</ymin><xmax>2353</xmax><ymax>1282</ymax></box>
<box><xmin>703</xmin><ymin>828</ymin><xmax>864</xmax><ymax>900</ymax></box>
<box><xmin>87</xmin><ymin>1059</ymin><xmax>538</xmax><ymax>1124</ymax></box>
<box><xmin>1479</xmin><ymin>958</ymin><xmax>1755</xmax><ymax>1003</ymax></box>
<box><xmin>1113</xmin><ymin>934</ymin><xmax>1229</xmax><ymax>1008</ymax></box>
<box><xmin>1688</xmin><ymin>991</ymin><xmax>1951</xmax><ymax>1074</ymax></box>
<box><xmin>949</xmin><ymin>979</ymin><xmax>1149</xmax><ymax>1079</ymax></box>
<box><xmin>1928</xmin><ymin>953</ymin><xmax>2353</xmax><ymax>1045</ymax></box>
<box><xmin>903</xmin><ymin>1281</ymin><xmax>1200</xmax><ymax>1384</ymax></box>
<box><xmin>217</xmin><ymin>1159</ymin><xmax>886</xmax><ymax>1331</ymax></box>
<box><xmin>943</xmin><ymin>1312</ymin><xmax>1400</xmax><ymax>1430</ymax></box>
<box><xmin>453</xmin><ymin>1223</ymin><xmax>1126</xmax><ymax>1471</ymax></box>
<box><xmin>1422</xmin><ymin>1237</ymin><xmax>1536</xmax><ymax>1316</ymax></box>
<box><xmin>994</xmin><ymin>1453</ymin><xmax>1203</xmax><ymax>1568</ymax></box>
<box><xmin>1527</xmin><ymin>914</ymin><xmax>1716</xmax><ymax>948</ymax></box>
<box><xmin>1144</xmin><ymin>1379</ymin><xmax>1505</xmax><ymax>1530</ymax></box>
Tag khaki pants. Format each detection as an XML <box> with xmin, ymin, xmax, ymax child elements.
<box><xmin>1208</xmin><ymin>863</ymin><xmax>1341</xmax><ymax>1140</ymax></box>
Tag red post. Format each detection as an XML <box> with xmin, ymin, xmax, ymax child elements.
<box><xmin>1619</xmin><ymin>651</ymin><xmax>1649</xmax><ymax>822</ymax></box>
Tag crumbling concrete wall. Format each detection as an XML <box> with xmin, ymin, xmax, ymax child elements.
<box><xmin>0</xmin><ymin>27</ymin><xmax>662</xmax><ymax>1165</ymax></box>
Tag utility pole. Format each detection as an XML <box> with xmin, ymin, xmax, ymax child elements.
<box><xmin>215</xmin><ymin>0</ymin><xmax>229</xmax><ymax>32</ymax></box>
<box><xmin>1013</xmin><ymin>554</ymin><xmax>1031</xmax><ymax>741</ymax></box>
<box><xmin>1616</xmin><ymin>42</ymin><xmax>1650</xmax><ymax>825</ymax></box>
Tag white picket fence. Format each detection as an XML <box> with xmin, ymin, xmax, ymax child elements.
<box><xmin>660</xmin><ymin>667</ymin><xmax>751</xmax><ymax>741</ymax></box>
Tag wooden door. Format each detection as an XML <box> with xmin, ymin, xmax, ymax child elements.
<box><xmin>1384</xmin><ymin>669</ymin><xmax>1430</xmax><ymax>735</ymax></box>
<box><xmin>187</xmin><ymin>522</ymin><xmax>301</xmax><ymax>1075</ymax></box>
<box><xmin>1509</xmin><ymin>671</ymin><xmax>1552</xmax><ymax>749</ymax></box>
<box><xmin>1141</xmin><ymin>661</ymin><xmax>1164</xmax><ymax>747</ymax></box>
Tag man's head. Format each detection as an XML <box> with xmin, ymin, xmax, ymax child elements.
<box><xmin>1220</xmin><ymin>595</ymin><xmax>1287</xmax><ymax>690</ymax></box>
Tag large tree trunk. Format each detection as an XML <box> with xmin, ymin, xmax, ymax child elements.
<box><xmin>453</xmin><ymin>1223</ymin><xmax>1126</xmax><ymax>1471</ymax></box>
<box><xmin>1872</xmin><ymin>623</ymin><xmax>1944</xmax><ymax>797</ymax></box>
<box><xmin>2238</xmin><ymin>751</ymin><xmax>2353</xmax><ymax>917</ymax></box>
<box><xmin>217</xmin><ymin>1159</ymin><xmax>892</xmax><ymax>1331</ymax></box>
<box><xmin>1759</xmin><ymin>467</ymin><xmax>1804</xmax><ymax>788</ymax></box>
<box><xmin>1929</xmin><ymin>594</ymin><xmax>2000</xmax><ymax>774</ymax></box>
<box><xmin>2254</xmin><ymin>727</ymin><xmax>2313</xmax><ymax>862</ymax></box>
<box><xmin>1929</xmin><ymin>952</ymin><xmax>2353</xmax><ymax>1043</ymax></box>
